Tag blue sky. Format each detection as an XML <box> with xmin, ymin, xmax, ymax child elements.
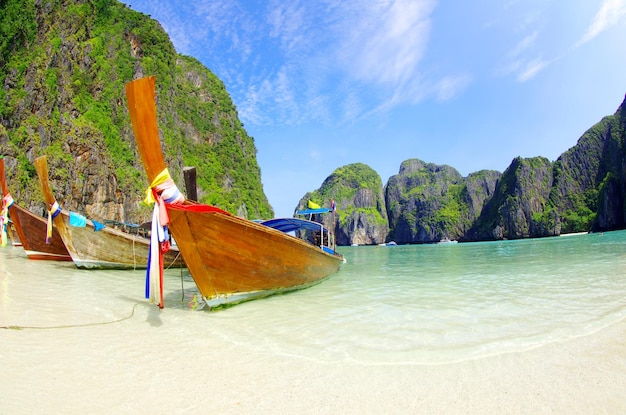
<box><xmin>124</xmin><ymin>0</ymin><xmax>626</xmax><ymax>218</ymax></box>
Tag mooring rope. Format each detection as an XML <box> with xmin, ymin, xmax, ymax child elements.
<box><xmin>0</xmin><ymin>302</ymin><xmax>142</xmax><ymax>330</ymax></box>
<box><xmin>163</xmin><ymin>250</ymin><xmax>182</xmax><ymax>271</ymax></box>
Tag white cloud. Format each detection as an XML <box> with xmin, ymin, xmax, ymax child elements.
<box><xmin>517</xmin><ymin>58</ymin><xmax>548</xmax><ymax>82</ymax></box>
<box><xmin>334</xmin><ymin>0</ymin><xmax>434</xmax><ymax>87</ymax></box>
<box><xmin>578</xmin><ymin>0</ymin><xmax>626</xmax><ymax>46</ymax></box>
<box><xmin>340</xmin><ymin>90</ymin><xmax>363</xmax><ymax>124</ymax></box>
<box><xmin>434</xmin><ymin>75</ymin><xmax>472</xmax><ymax>101</ymax></box>
<box><xmin>273</xmin><ymin>68</ymin><xmax>300</xmax><ymax>124</ymax></box>
<box><xmin>234</xmin><ymin>0</ymin><xmax>439</xmax><ymax>125</ymax></box>
<box><xmin>497</xmin><ymin>29</ymin><xmax>550</xmax><ymax>82</ymax></box>
<box><xmin>134</xmin><ymin>0</ymin><xmax>442</xmax><ymax>126</ymax></box>
<box><xmin>266</xmin><ymin>2</ymin><xmax>310</xmax><ymax>53</ymax></box>
<box><xmin>496</xmin><ymin>0</ymin><xmax>626</xmax><ymax>84</ymax></box>
<box><xmin>510</xmin><ymin>31</ymin><xmax>538</xmax><ymax>57</ymax></box>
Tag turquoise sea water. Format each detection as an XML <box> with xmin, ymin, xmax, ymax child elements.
<box><xmin>216</xmin><ymin>230</ymin><xmax>626</xmax><ymax>364</ymax></box>
<box><xmin>1</xmin><ymin>230</ymin><xmax>625</xmax><ymax>365</ymax></box>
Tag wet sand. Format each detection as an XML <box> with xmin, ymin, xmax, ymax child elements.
<box><xmin>2</xmin><ymin>303</ymin><xmax>625</xmax><ymax>414</ymax></box>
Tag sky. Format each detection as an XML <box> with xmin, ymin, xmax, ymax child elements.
<box><xmin>124</xmin><ymin>0</ymin><xmax>626</xmax><ymax>218</ymax></box>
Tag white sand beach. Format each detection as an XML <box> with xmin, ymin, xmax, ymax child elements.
<box><xmin>2</xmin><ymin>304</ymin><xmax>625</xmax><ymax>414</ymax></box>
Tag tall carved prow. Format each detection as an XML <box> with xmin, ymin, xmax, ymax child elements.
<box><xmin>126</xmin><ymin>76</ymin><xmax>167</xmax><ymax>183</ymax></box>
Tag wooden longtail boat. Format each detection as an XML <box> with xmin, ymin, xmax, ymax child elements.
<box><xmin>0</xmin><ymin>157</ymin><xmax>71</xmax><ymax>260</ymax></box>
<box><xmin>126</xmin><ymin>76</ymin><xmax>343</xmax><ymax>308</ymax></box>
<box><xmin>33</xmin><ymin>155</ymin><xmax>184</xmax><ymax>270</ymax></box>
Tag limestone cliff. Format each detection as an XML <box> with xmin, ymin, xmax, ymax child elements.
<box><xmin>385</xmin><ymin>159</ymin><xmax>500</xmax><ymax>243</ymax></box>
<box><xmin>552</xmin><ymin>97</ymin><xmax>626</xmax><ymax>232</ymax></box>
<box><xmin>296</xmin><ymin>163</ymin><xmax>388</xmax><ymax>246</ymax></box>
<box><xmin>0</xmin><ymin>0</ymin><xmax>272</xmax><ymax>224</ymax></box>
<box><xmin>465</xmin><ymin>157</ymin><xmax>558</xmax><ymax>240</ymax></box>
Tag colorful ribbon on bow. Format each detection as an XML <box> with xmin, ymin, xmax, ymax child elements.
<box><xmin>1</xmin><ymin>194</ymin><xmax>13</xmax><ymax>247</ymax></box>
<box><xmin>46</xmin><ymin>202</ymin><xmax>61</xmax><ymax>244</ymax></box>
<box><xmin>144</xmin><ymin>168</ymin><xmax>185</xmax><ymax>308</ymax></box>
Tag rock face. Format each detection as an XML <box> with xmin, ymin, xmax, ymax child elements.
<box><xmin>295</xmin><ymin>163</ymin><xmax>388</xmax><ymax>246</ymax></box>
<box><xmin>0</xmin><ymin>0</ymin><xmax>272</xmax><ymax>224</ymax></box>
<box><xmin>464</xmin><ymin>170</ymin><xmax>501</xmax><ymax>227</ymax></box>
<box><xmin>386</xmin><ymin>160</ymin><xmax>462</xmax><ymax>243</ymax></box>
<box><xmin>385</xmin><ymin>160</ymin><xmax>500</xmax><ymax>243</ymax></box>
<box><xmin>465</xmin><ymin>157</ymin><xmax>558</xmax><ymax>240</ymax></box>
<box><xmin>552</xmin><ymin>102</ymin><xmax>626</xmax><ymax>232</ymax></box>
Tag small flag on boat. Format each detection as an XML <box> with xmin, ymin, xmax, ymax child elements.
<box><xmin>308</xmin><ymin>200</ymin><xmax>321</xmax><ymax>209</ymax></box>
<box><xmin>92</xmin><ymin>220</ymin><xmax>105</xmax><ymax>231</ymax></box>
<box><xmin>69</xmin><ymin>211</ymin><xmax>87</xmax><ymax>227</ymax></box>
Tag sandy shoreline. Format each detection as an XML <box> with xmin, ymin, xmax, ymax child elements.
<box><xmin>1</xmin><ymin>243</ymin><xmax>625</xmax><ymax>414</ymax></box>
<box><xmin>2</xmin><ymin>305</ymin><xmax>625</xmax><ymax>414</ymax></box>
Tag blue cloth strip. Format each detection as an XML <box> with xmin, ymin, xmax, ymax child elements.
<box><xmin>51</xmin><ymin>206</ymin><xmax>62</xmax><ymax>219</ymax></box>
<box><xmin>69</xmin><ymin>211</ymin><xmax>87</xmax><ymax>227</ymax></box>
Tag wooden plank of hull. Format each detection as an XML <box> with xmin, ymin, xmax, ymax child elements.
<box><xmin>8</xmin><ymin>204</ymin><xmax>72</xmax><ymax>261</ymax></box>
<box><xmin>168</xmin><ymin>206</ymin><xmax>342</xmax><ymax>307</ymax></box>
<box><xmin>52</xmin><ymin>209</ymin><xmax>183</xmax><ymax>269</ymax></box>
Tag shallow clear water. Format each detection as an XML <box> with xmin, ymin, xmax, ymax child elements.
<box><xmin>1</xmin><ymin>230</ymin><xmax>625</xmax><ymax>365</ymax></box>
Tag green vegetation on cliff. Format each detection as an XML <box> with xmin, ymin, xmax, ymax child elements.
<box><xmin>467</xmin><ymin>156</ymin><xmax>556</xmax><ymax>240</ymax></box>
<box><xmin>385</xmin><ymin>159</ymin><xmax>474</xmax><ymax>242</ymax></box>
<box><xmin>0</xmin><ymin>0</ymin><xmax>272</xmax><ymax>221</ymax></box>
<box><xmin>308</xmin><ymin>163</ymin><xmax>386</xmax><ymax>226</ymax></box>
<box><xmin>298</xmin><ymin>163</ymin><xmax>389</xmax><ymax>245</ymax></box>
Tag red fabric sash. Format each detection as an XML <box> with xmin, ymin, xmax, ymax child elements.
<box><xmin>165</xmin><ymin>203</ymin><xmax>231</xmax><ymax>215</ymax></box>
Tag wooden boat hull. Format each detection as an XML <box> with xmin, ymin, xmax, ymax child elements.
<box><xmin>2</xmin><ymin>156</ymin><xmax>70</xmax><ymax>259</ymax></box>
<box><xmin>51</xmin><ymin>209</ymin><xmax>184</xmax><ymax>269</ymax></box>
<box><xmin>8</xmin><ymin>204</ymin><xmax>72</xmax><ymax>261</ymax></box>
<box><xmin>167</xmin><ymin>205</ymin><xmax>342</xmax><ymax>307</ymax></box>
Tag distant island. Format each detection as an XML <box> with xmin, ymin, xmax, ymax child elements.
<box><xmin>299</xmin><ymin>94</ymin><xmax>626</xmax><ymax>245</ymax></box>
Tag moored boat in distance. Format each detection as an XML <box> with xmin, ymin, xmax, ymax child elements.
<box><xmin>126</xmin><ymin>76</ymin><xmax>344</xmax><ymax>308</ymax></box>
<box><xmin>1</xmin><ymin>156</ymin><xmax>72</xmax><ymax>261</ymax></box>
<box><xmin>437</xmin><ymin>238</ymin><xmax>458</xmax><ymax>244</ymax></box>
<box><xmin>33</xmin><ymin>155</ymin><xmax>184</xmax><ymax>270</ymax></box>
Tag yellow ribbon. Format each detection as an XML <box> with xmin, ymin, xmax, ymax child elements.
<box><xmin>144</xmin><ymin>168</ymin><xmax>172</xmax><ymax>205</ymax></box>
